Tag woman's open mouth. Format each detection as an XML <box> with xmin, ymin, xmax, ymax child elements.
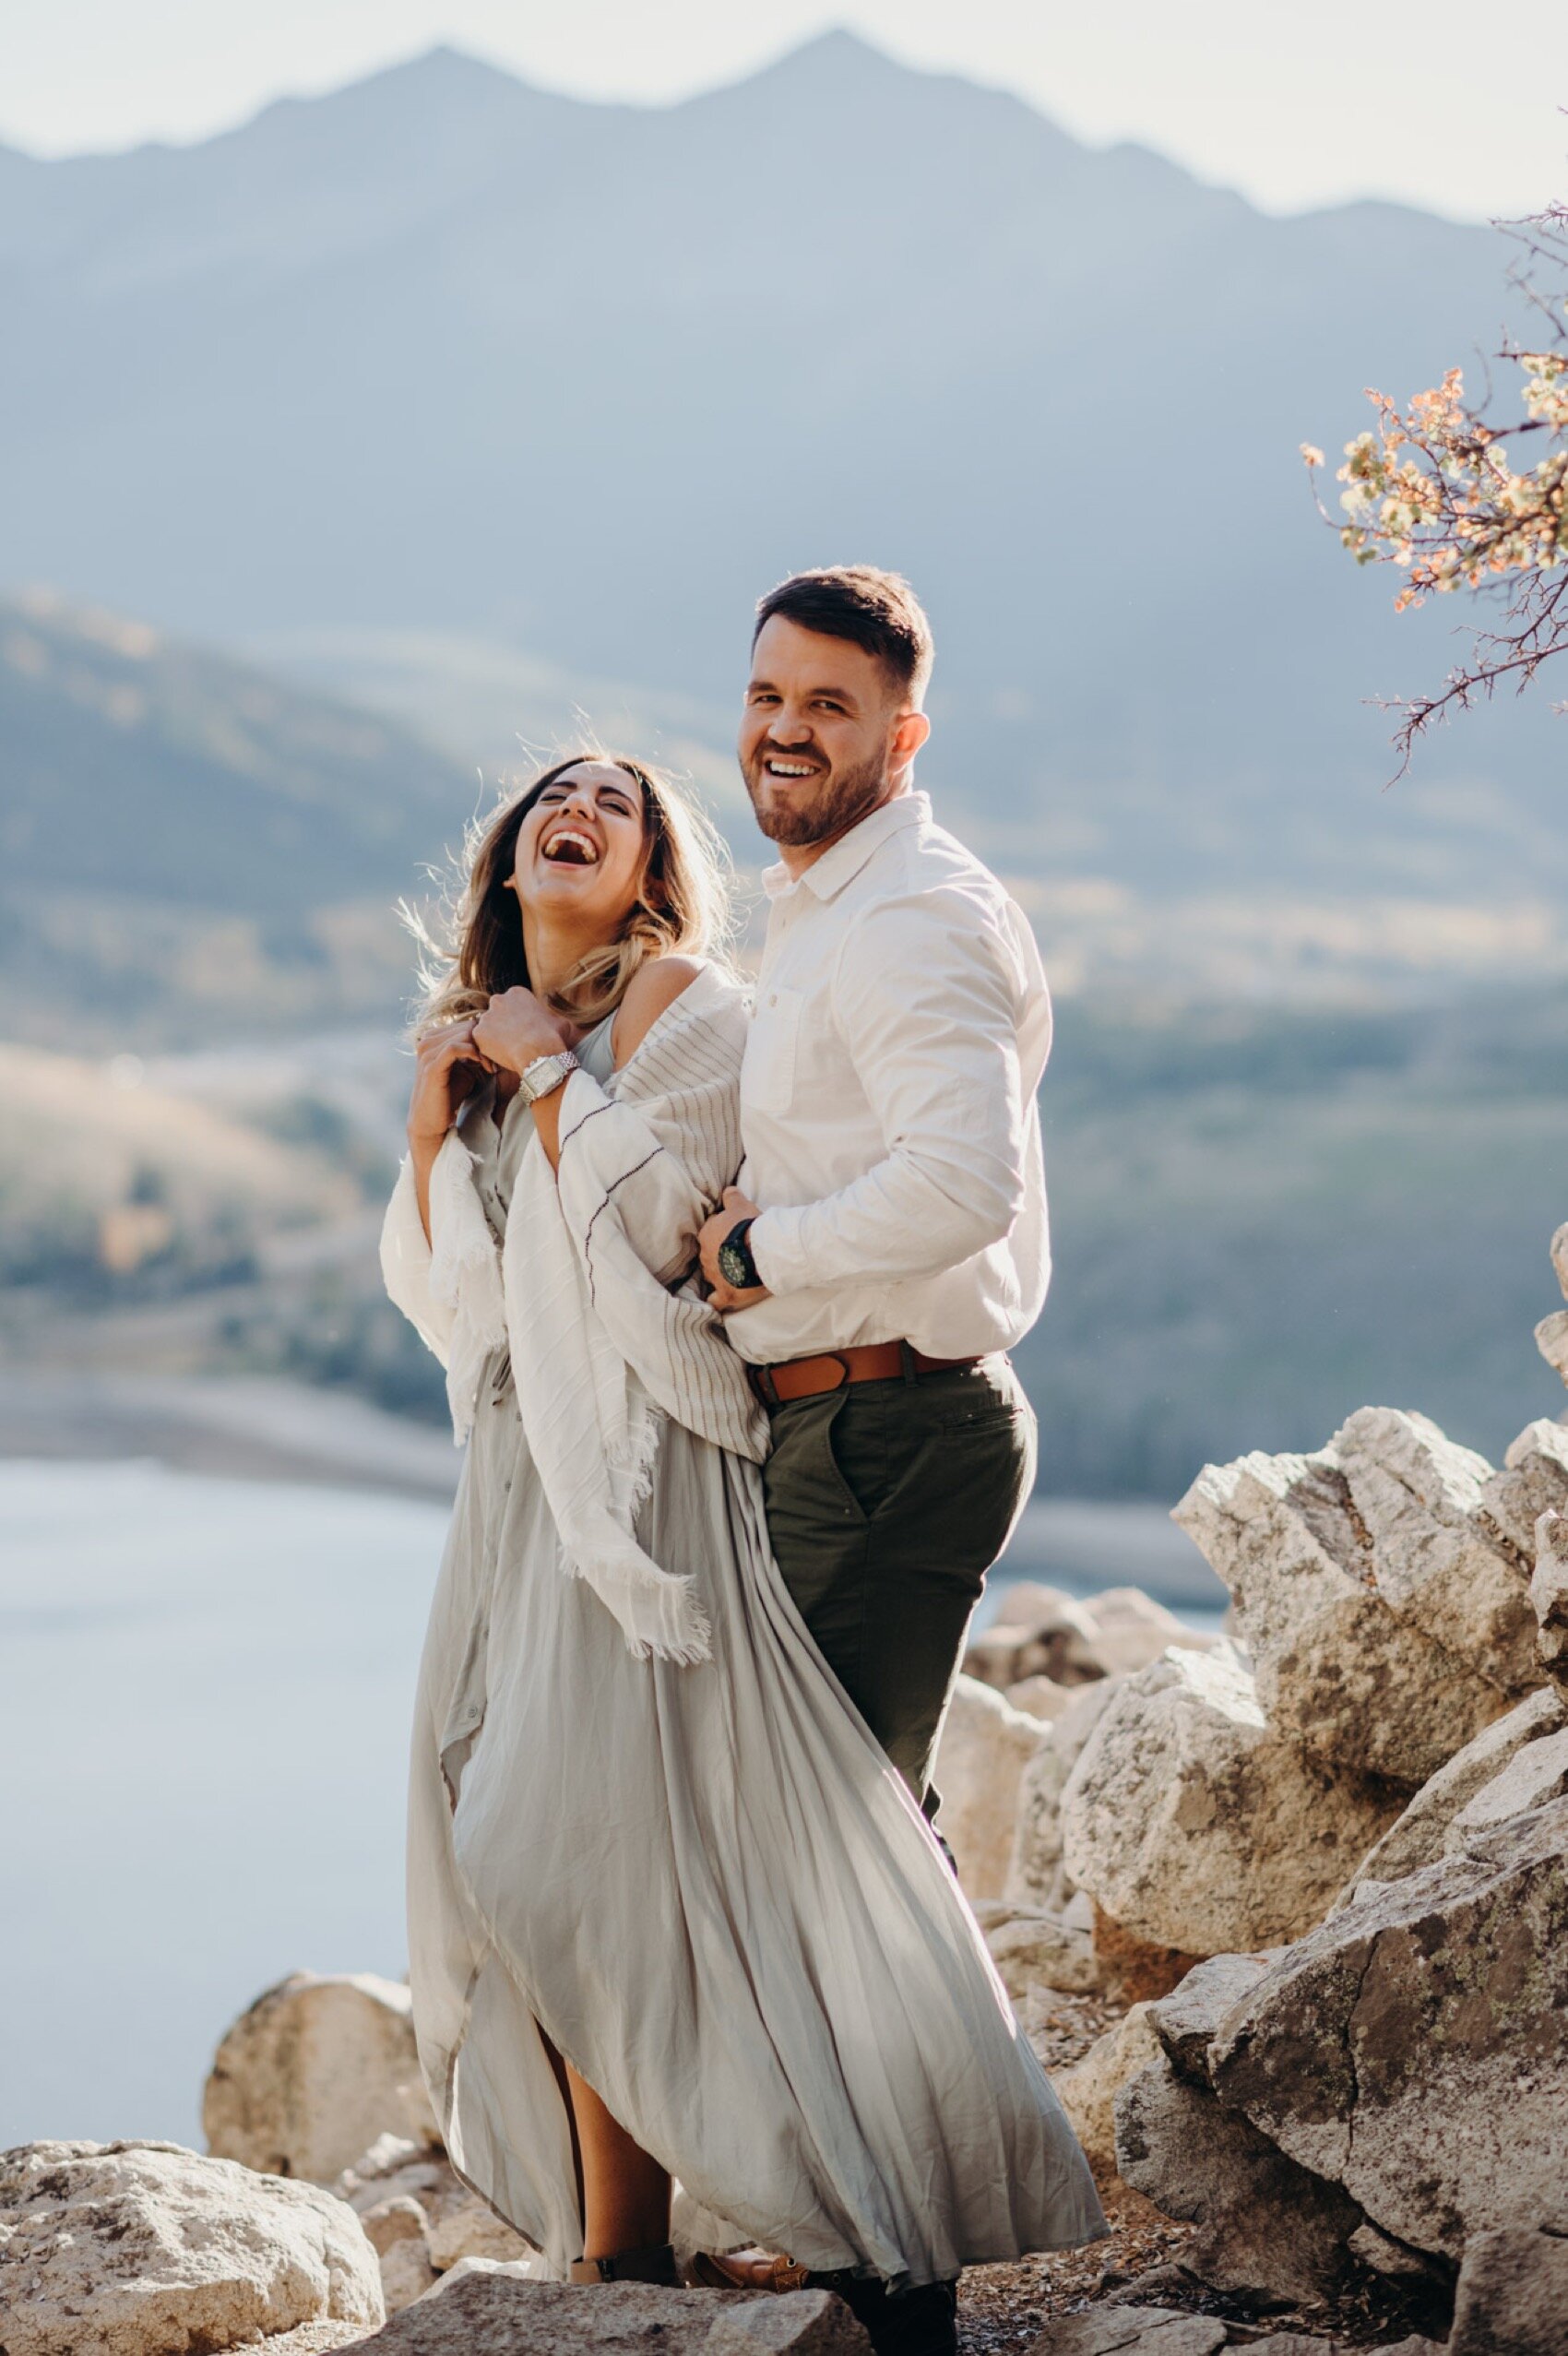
<box><xmin>541</xmin><ymin>825</ymin><xmax>601</xmax><ymax>866</ymax></box>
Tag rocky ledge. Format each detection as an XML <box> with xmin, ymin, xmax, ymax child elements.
<box><xmin>5</xmin><ymin>1222</ymin><xmax>1567</xmax><ymax>2355</ymax></box>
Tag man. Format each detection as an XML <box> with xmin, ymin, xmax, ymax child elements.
<box><xmin>698</xmin><ymin>562</ymin><xmax>1052</xmax><ymax>1826</ymax></box>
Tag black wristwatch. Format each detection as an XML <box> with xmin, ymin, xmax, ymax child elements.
<box><xmin>717</xmin><ymin>1217</ymin><xmax>760</xmax><ymax>1291</ymax></box>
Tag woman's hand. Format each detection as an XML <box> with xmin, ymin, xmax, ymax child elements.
<box><xmin>471</xmin><ymin>987</ymin><xmax>575</xmax><ymax>1077</ymax></box>
<box><xmin>408</xmin><ymin>1017</ymin><xmax>491</xmax><ymax>1153</ymax></box>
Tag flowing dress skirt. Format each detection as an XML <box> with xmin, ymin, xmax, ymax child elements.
<box><xmin>407</xmin><ymin>1360</ymin><xmax>1105</xmax><ymax>2287</ymax></box>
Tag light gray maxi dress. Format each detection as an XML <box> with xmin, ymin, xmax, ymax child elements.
<box><xmin>384</xmin><ymin>983</ymin><xmax>1104</xmax><ymax>2290</ymax></box>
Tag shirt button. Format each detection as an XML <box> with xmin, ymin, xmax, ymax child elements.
<box><xmin>768</xmin><ymin>994</ymin><xmax>778</xmax><ymax>1007</ymax></box>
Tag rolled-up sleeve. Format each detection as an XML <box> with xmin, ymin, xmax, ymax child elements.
<box><xmin>379</xmin><ymin>1154</ymin><xmax>456</xmax><ymax>1365</ymax></box>
<box><xmin>748</xmin><ymin>890</ymin><xmax>1028</xmax><ymax>1294</ymax></box>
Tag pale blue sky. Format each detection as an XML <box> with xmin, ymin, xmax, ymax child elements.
<box><xmin>5</xmin><ymin>0</ymin><xmax>1567</xmax><ymax>220</ymax></box>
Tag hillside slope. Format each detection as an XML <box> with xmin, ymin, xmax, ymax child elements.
<box><xmin>0</xmin><ymin>589</ymin><xmax>476</xmax><ymax>1041</ymax></box>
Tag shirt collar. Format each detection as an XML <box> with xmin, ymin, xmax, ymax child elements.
<box><xmin>760</xmin><ymin>790</ymin><xmax>929</xmax><ymax>904</ymax></box>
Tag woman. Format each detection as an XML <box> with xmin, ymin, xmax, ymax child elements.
<box><xmin>380</xmin><ymin>752</ymin><xmax>1102</xmax><ymax>2348</ymax></box>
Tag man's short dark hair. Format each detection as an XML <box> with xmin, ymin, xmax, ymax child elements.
<box><xmin>754</xmin><ymin>566</ymin><xmax>934</xmax><ymax>706</ymax></box>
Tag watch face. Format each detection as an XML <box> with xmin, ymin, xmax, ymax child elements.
<box><xmin>718</xmin><ymin>1235</ymin><xmax>751</xmax><ymax>1288</ymax></box>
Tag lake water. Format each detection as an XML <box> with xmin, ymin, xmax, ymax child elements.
<box><xmin>0</xmin><ymin>1458</ymin><xmax>1220</xmax><ymax>2151</ymax></box>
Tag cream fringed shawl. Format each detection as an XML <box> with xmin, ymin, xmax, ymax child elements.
<box><xmin>379</xmin><ymin>964</ymin><xmax>766</xmax><ymax>1663</ymax></box>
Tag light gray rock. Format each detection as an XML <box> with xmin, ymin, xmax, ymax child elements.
<box><xmin>1337</xmin><ymin>1683</ymin><xmax>1565</xmax><ymax>1898</ymax></box>
<box><xmin>1051</xmin><ymin>2002</ymin><xmax>1163</xmax><ymax>2172</ymax></box>
<box><xmin>986</xmin><ymin>1909</ymin><xmax>1102</xmax><ymax>1998</ymax></box>
<box><xmin>1059</xmin><ymin>1648</ymin><xmax>1399</xmax><ymax>1955</ymax></box>
<box><xmin>253</xmin><ymin>2328</ymin><xmax>376</xmax><ymax>2355</ymax></box>
<box><xmin>1479</xmin><ymin>1418</ymin><xmax>1568</xmax><ymax>1555</ymax></box>
<box><xmin>377</xmin><ymin>2236</ymin><xmax>439</xmax><ymax>2313</ymax></box>
<box><xmin>1113</xmin><ymin>2056</ymin><xmax>1364</xmax><ymax>2304</ymax></box>
<box><xmin>962</xmin><ymin>1628</ymin><xmax>1031</xmax><ymax>1690</ymax></box>
<box><xmin>1538</xmin><ymin>1221</ymin><xmax>1568</xmax><ymax>1393</ymax></box>
<box><xmin>1538</xmin><ymin>1308</ymin><xmax>1568</xmax><ymax>1386</ymax></box>
<box><xmin>703</xmin><ymin>2291</ymin><xmax>873</xmax><ymax>2355</ymax></box>
<box><xmin>992</xmin><ymin>1580</ymin><xmax>1083</xmax><ymax>1629</ymax></box>
<box><xmin>1332</xmin><ymin>1407</ymin><xmax>1540</xmax><ymax>1693</ymax></box>
<box><xmin>334</xmin><ymin>2136</ymin><xmax>448</xmax><ymax>2212</ymax></box>
<box><xmin>337</xmin><ymin>2271</ymin><xmax>869</xmax><ymax>2352</ymax></box>
<box><xmin>1004</xmin><ymin>1676</ymin><xmax>1129</xmax><ymax>1912</ymax></box>
<box><xmin>1075</xmin><ymin>1589</ymin><xmax>1217</xmax><ymax>1678</ymax></box>
<box><xmin>424</xmin><ymin>2191</ymin><xmax>532</xmax><ymax>2271</ymax></box>
<box><xmin>1447</xmin><ymin>2226</ymin><xmax>1568</xmax><ymax>2356</ymax></box>
<box><xmin>1530</xmin><ymin>1508</ymin><xmax>1568</xmax><ymax>1679</ymax></box>
<box><xmin>205</xmin><ymin>1972</ymin><xmax>439</xmax><ymax>2186</ymax></box>
<box><xmin>1007</xmin><ymin>1596</ymin><xmax>1111</xmax><ymax>1688</ymax></box>
<box><xmin>1176</xmin><ymin>1447</ymin><xmax>1512</xmax><ymax>1786</ymax></box>
<box><xmin>1209</xmin><ymin>1795</ymin><xmax>1568</xmax><ymax>2261</ymax></box>
<box><xmin>1443</xmin><ymin>1721</ymin><xmax>1568</xmax><ymax>1845</ymax></box>
<box><xmin>1348</xmin><ymin>2222</ymin><xmax>1443</xmax><ymax>2281</ymax></box>
<box><xmin>931</xmin><ymin>1675</ymin><xmax>1050</xmax><ymax>1900</ymax></box>
<box><xmin>1146</xmin><ymin>1951</ymin><xmax>1280</xmax><ymax>2084</ymax></box>
<box><xmin>361</xmin><ymin>2196</ymin><xmax>430</xmax><ymax>2255</ymax></box>
<box><xmin>1027</xmin><ymin>2310</ymin><xmax>1228</xmax><ymax>2355</ymax></box>
<box><xmin>0</xmin><ymin>2137</ymin><xmax>384</xmax><ymax>2356</ymax></box>
<box><xmin>1004</xmin><ymin>1673</ymin><xmax>1076</xmax><ymax>1722</ymax></box>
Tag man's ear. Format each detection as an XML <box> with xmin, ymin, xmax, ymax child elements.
<box><xmin>891</xmin><ymin>708</ymin><xmax>931</xmax><ymax>771</ymax></box>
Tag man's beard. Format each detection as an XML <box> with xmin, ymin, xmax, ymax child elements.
<box><xmin>742</xmin><ymin>748</ymin><xmax>889</xmax><ymax>849</ymax></box>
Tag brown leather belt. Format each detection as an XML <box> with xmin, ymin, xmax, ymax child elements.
<box><xmin>748</xmin><ymin>1340</ymin><xmax>983</xmax><ymax>1410</ymax></box>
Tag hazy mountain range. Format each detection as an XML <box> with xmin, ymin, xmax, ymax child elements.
<box><xmin>4</xmin><ymin>30</ymin><xmax>1566</xmax><ymax>978</ymax></box>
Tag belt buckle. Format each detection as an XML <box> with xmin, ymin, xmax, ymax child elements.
<box><xmin>748</xmin><ymin>1362</ymin><xmax>781</xmax><ymax>1410</ymax></box>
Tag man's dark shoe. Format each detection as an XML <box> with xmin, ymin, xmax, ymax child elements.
<box><xmin>808</xmin><ymin>2271</ymin><xmax>958</xmax><ymax>2356</ymax></box>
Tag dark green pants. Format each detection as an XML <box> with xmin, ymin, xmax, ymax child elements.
<box><xmin>762</xmin><ymin>1356</ymin><xmax>1037</xmax><ymax>1814</ymax></box>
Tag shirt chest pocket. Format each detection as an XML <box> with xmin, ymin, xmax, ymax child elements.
<box><xmin>742</xmin><ymin>984</ymin><xmax>804</xmax><ymax>1116</ymax></box>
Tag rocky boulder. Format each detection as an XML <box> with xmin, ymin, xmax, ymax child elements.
<box><xmin>1330</xmin><ymin>1406</ymin><xmax>1540</xmax><ymax>1694</ymax></box>
<box><xmin>1446</xmin><ymin>2225</ymin><xmax>1568</xmax><ymax>2356</ymax></box>
<box><xmin>1004</xmin><ymin>1676</ymin><xmax>1128</xmax><ymax>1914</ymax></box>
<box><xmin>1336</xmin><ymin>1682</ymin><xmax>1565</xmax><ymax>1897</ymax></box>
<box><xmin>1175</xmin><ymin>1448</ymin><xmax>1512</xmax><ymax>1788</ymax></box>
<box><xmin>1531</xmin><ymin>1507</ymin><xmax>1568</xmax><ymax>1683</ymax></box>
<box><xmin>332</xmin><ymin>2270</ymin><xmax>870</xmax><ymax>2352</ymax></box>
<box><xmin>1051</xmin><ymin>2002</ymin><xmax>1164</xmax><ymax>2173</ymax></box>
<box><xmin>1113</xmin><ymin>2055</ymin><xmax>1367</xmax><ymax>2306</ymax></box>
<box><xmin>0</xmin><ymin>2138</ymin><xmax>384</xmax><ymax>2356</ymax></box>
<box><xmin>931</xmin><ymin>1675</ymin><xmax>1049</xmax><ymax>1900</ymax></box>
<box><xmin>1209</xmin><ymin>1795</ymin><xmax>1568</xmax><ymax>2262</ymax></box>
<box><xmin>1146</xmin><ymin>1950</ymin><xmax>1280</xmax><ymax>2083</ymax></box>
<box><xmin>1479</xmin><ymin>1417</ymin><xmax>1568</xmax><ymax>1554</ymax></box>
<box><xmin>206</xmin><ymin>1973</ymin><xmax>439</xmax><ymax>2187</ymax></box>
<box><xmin>969</xmin><ymin>1586</ymin><xmax>1210</xmax><ymax>1697</ymax></box>
<box><xmin>1004</xmin><ymin>1673</ymin><xmax>1076</xmax><ymax>1722</ymax></box>
<box><xmin>330</xmin><ymin>2135</ymin><xmax>531</xmax><ymax>2315</ymax></box>
<box><xmin>1534</xmin><ymin>1220</ymin><xmax>1568</xmax><ymax>1388</ymax></box>
<box><xmin>984</xmin><ymin>1907</ymin><xmax>1101</xmax><ymax>2001</ymax></box>
<box><xmin>1060</xmin><ymin>1648</ymin><xmax>1399</xmax><ymax>1955</ymax></box>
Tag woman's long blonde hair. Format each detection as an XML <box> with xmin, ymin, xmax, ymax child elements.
<box><xmin>410</xmin><ymin>753</ymin><xmax>733</xmax><ymax>1037</ymax></box>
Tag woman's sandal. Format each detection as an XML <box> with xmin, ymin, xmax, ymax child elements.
<box><xmin>569</xmin><ymin>2241</ymin><xmax>680</xmax><ymax>2285</ymax></box>
<box><xmin>688</xmin><ymin>2249</ymin><xmax>811</xmax><ymax>2291</ymax></box>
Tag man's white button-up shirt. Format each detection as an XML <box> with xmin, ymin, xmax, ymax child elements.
<box><xmin>728</xmin><ymin>789</ymin><xmax>1052</xmax><ymax>1366</ymax></box>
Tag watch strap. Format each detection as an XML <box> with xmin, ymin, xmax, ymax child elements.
<box><xmin>517</xmin><ymin>1049</ymin><xmax>578</xmax><ymax>1106</ymax></box>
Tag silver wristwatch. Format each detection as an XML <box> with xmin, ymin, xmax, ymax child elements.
<box><xmin>516</xmin><ymin>1048</ymin><xmax>579</xmax><ymax>1105</ymax></box>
